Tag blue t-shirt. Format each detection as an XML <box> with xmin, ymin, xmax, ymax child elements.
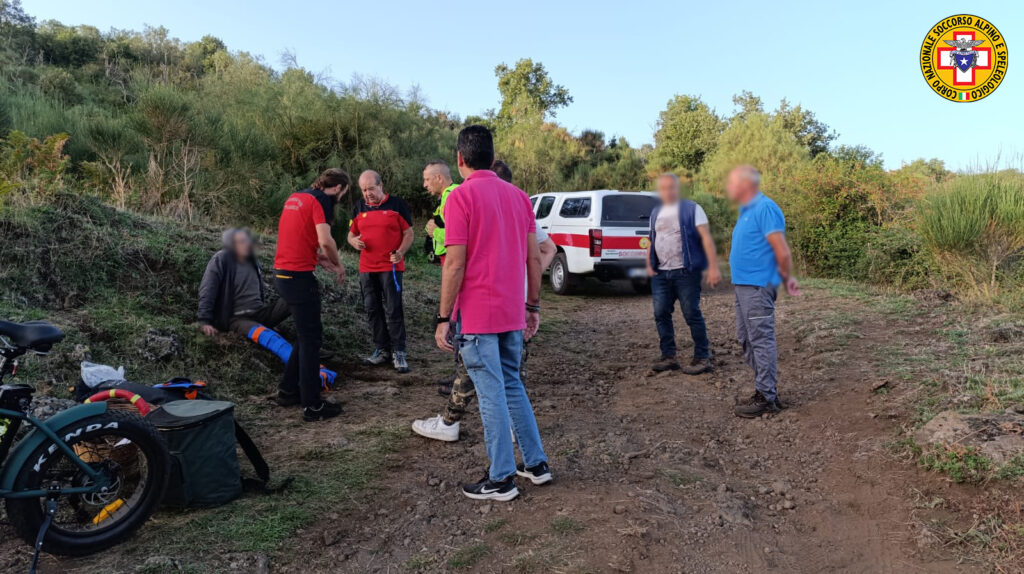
<box><xmin>729</xmin><ymin>192</ymin><xmax>786</xmax><ymax>287</ymax></box>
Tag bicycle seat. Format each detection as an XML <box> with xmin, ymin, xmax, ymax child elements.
<box><xmin>0</xmin><ymin>320</ymin><xmax>64</xmax><ymax>351</ymax></box>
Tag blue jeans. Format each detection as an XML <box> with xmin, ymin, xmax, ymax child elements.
<box><xmin>457</xmin><ymin>329</ymin><xmax>547</xmax><ymax>482</ymax></box>
<box><xmin>651</xmin><ymin>268</ymin><xmax>710</xmax><ymax>360</ymax></box>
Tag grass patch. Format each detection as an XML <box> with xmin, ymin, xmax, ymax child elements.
<box><xmin>995</xmin><ymin>455</ymin><xmax>1024</xmax><ymax>481</ymax></box>
<box><xmin>131</xmin><ymin>423</ymin><xmax>406</xmax><ymax>556</ymax></box>
<box><xmin>484</xmin><ymin>517</ymin><xmax>509</xmax><ymax>533</ymax></box>
<box><xmin>659</xmin><ymin>468</ymin><xmax>702</xmax><ymax>488</ymax></box>
<box><xmin>498</xmin><ymin>530</ymin><xmax>539</xmax><ymax>547</ymax></box>
<box><xmin>551</xmin><ymin>517</ymin><xmax>585</xmax><ymax>535</ymax></box>
<box><xmin>920</xmin><ymin>446</ymin><xmax>992</xmax><ymax>483</ymax></box>
<box><xmin>406</xmin><ymin>554</ymin><xmax>436</xmax><ymax>571</ymax></box>
<box><xmin>447</xmin><ymin>543</ymin><xmax>491</xmax><ymax>570</ymax></box>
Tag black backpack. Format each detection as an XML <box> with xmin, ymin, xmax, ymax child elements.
<box><xmin>146</xmin><ymin>400</ymin><xmax>285</xmax><ymax>507</ymax></box>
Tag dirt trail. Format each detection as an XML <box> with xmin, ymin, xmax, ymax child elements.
<box><xmin>1</xmin><ymin>282</ymin><xmax>987</xmax><ymax>573</ymax></box>
<box><xmin>283</xmin><ymin>283</ymin><xmax>975</xmax><ymax>573</ymax></box>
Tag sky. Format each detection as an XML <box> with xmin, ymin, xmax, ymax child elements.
<box><xmin>22</xmin><ymin>0</ymin><xmax>1022</xmax><ymax>170</ymax></box>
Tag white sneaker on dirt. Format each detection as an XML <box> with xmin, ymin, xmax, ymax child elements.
<box><xmin>412</xmin><ymin>415</ymin><xmax>459</xmax><ymax>442</ymax></box>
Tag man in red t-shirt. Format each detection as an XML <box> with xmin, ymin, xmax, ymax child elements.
<box><xmin>274</xmin><ymin>168</ymin><xmax>348</xmax><ymax>422</ymax></box>
<box><xmin>347</xmin><ymin>170</ymin><xmax>414</xmax><ymax>373</ymax></box>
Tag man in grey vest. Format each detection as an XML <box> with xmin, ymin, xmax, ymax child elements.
<box><xmin>646</xmin><ymin>173</ymin><xmax>721</xmax><ymax>374</ymax></box>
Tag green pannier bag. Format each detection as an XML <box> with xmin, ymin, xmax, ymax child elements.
<box><xmin>148</xmin><ymin>400</ymin><xmax>273</xmax><ymax>507</ymax></box>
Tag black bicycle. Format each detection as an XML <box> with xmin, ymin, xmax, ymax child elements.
<box><xmin>0</xmin><ymin>320</ymin><xmax>169</xmax><ymax>568</ymax></box>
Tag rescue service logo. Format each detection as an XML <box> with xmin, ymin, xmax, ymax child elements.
<box><xmin>639</xmin><ymin>237</ymin><xmax>650</xmax><ymax>249</ymax></box>
<box><xmin>920</xmin><ymin>14</ymin><xmax>1008</xmax><ymax>102</ymax></box>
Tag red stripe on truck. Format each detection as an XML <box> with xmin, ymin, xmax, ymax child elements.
<box><xmin>549</xmin><ymin>233</ymin><xmax>645</xmax><ymax>250</ymax></box>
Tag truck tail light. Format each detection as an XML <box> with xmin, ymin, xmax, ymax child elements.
<box><xmin>589</xmin><ymin>229</ymin><xmax>603</xmax><ymax>257</ymax></box>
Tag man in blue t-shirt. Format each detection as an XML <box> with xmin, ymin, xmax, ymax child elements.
<box><xmin>726</xmin><ymin>165</ymin><xmax>801</xmax><ymax>418</ymax></box>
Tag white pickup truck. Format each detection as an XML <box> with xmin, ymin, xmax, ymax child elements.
<box><xmin>530</xmin><ymin>190</ymin><xmax>659</xmax><ymax>294</ymax></box>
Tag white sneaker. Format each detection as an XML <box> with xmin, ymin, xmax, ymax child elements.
<box><xmin>411</xmin><ymin>415</ymin><xmax>460</xmax><ymax>442</ymax></box>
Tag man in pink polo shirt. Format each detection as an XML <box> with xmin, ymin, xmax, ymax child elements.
<box><xmin>434</xmin><ymin>125</ymin><xmax>549</xmax><ymax>502</ymax></box>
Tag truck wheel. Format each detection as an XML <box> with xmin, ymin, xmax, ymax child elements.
<box><xmin>631</xmin><ymin>278</ymin><xmax>651</xmax><ymax>294</ymax></box>
<box><xmin>550</xmin><ymin>253</ymin><xmax>579</xmax><ymax>295</ymax></box>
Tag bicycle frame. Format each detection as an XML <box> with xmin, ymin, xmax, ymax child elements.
<box><xmin>0</xmin><ymin>343</ymin><xmax>111</xmax><ymax>500</ymax></box>
<box><xmin>0</xmin><ymin>407</ymin><xmax>111</xmax><ymax>499</ymax></box>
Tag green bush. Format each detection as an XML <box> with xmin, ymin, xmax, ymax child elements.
<box><xmin>697</xmin><ymin>112</ymin><xmax>808</xmax><ymax>194</ymax></box>
<box><xmin>690</xmin><ymin>188</ymin><xmax>735</xmax><ymax>252</ymax></box>
<box><xmin>776</xmin><ymin>154</ymin><xmax>888</xmax><ymax>279</ymax></box>
<box><xmin>918</xmin><ymin>173</ymin><xmax>1024</xmax><ymax>298</ymax></box>
<box><xmin>859</xmin><ymin>226</ymin><xmax>934</xmax><ymax>290</ymax></box>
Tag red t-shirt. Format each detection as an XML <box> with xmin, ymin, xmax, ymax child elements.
<box><xmin>444</xmin><ymin>170</ymin><xmax>535</xmax><ymax>334</ymax></box>
<box><xmin>349</xmin><ymin>195</ymin><xmax>413</xmax><ymax>273</ymax></box>
<box><xmin>274</xmin><ymin>189</ymin><xmax>335</xmax><ymax>272</ymax></box>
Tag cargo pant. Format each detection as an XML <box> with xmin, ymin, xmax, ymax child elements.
<box><xmin>442</xmin><ymin>326</ymin><xmax>529</xmax><ymax>425</ymax></box>
<box><xmin>734</xmin><ymin>285</ymin><xmax>779</xmax><ymax>402</ymax></box>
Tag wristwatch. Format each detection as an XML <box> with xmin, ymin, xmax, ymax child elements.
<box><xmin>435</xmin><ymin>314</ymin><xmax>450</xmax><ymax>326</ymax></box>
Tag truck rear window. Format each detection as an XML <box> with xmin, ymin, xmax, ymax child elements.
<box><xmin>601</xmin><ymin>195</ymin><xmax>658</xmax><ymax>227</ymax></box>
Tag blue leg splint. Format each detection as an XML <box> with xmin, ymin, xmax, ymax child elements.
<box><xmin>248</xmin><ymin>325</ymin><xmax>337</xmax><ymax>389</ymax></box>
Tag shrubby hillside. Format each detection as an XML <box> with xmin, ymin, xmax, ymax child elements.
<box><xmin>1</xmin><ymin>0</ymin><xmax>1021</xmax><ymax>307</ymax></box>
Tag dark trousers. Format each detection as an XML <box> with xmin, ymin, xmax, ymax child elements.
<box><xmin>359</xmin><ymin>271</ymin><xmax>406</xmax><ymax>353</ymax></box>
<box><xmin>274</xmin><ymin>272</ymin><xmax>322</xmax><ymax>408</ymax></box>
<box><xmin>228</xmin><ymin>298</ymin><xmax>291</xmax><ymax>338</ymax></box>
<box><xmin>651</xmin><ymin>268</ymin><xmax>710</xmax><ymax>360</ymax></box>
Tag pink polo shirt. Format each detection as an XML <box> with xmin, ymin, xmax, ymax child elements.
<box><xmin>444</xmin><ymin>170</ymin><xmax>536</xmax><ymax>334</ymax></box>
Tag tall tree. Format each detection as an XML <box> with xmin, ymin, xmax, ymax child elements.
<box><xmin>731</xmin><ymin>90</ymin><xmax>763</xmax><ymax>120</ymax></box>
<box><xmin>0</xmin><ymin>0</ymin><xmax>35</xmax><ymax>63</ymax></box>
<box><xmin>698</xmin><ymin>112</ymin><xmax>808</xmax><ymax>194</ymax></box>
<box><xmin>494</xmin><ymin>58</ymin><xmax>572</xmax><ymax>123</ymax></box>
<box><xmin>650</xmin><ymin>94</ymin><xmax>724</xmax><ymax>173</ymax></box>
<box><xmin>773</xmin><ymin>98</ymin><xmax>836</xmax><ymax>157</ymax></box>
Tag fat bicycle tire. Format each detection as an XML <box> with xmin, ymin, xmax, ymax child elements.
<box><xmin>5</xmin><ymin>410</ymin><xmax>169</xmax><ymax>556</ymax></box>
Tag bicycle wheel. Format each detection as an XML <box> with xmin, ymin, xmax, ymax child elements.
<box><xmin>5</xmin><ymin>410</ymin><xmax>170</xmax><ymax>556</ymax></box>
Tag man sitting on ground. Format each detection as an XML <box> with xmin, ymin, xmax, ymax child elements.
<box><xmin>198</xmin><ymin>228</ymin><xmax>290</xmax><ymax>338</ymax></box>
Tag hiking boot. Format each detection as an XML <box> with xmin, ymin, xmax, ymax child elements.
<box><xmin>651</xmin><ymin>356</ymin><xmax>681</xmax><ymax>372</ymax></box>
<box><xmin>275</xmin><ymin>392</ymin><xmax>301</xmax><ymax>407</ymax></box>
<box><xmin>516</xmin><ymin>461</ymin><xmax>553</xmax><ymax>485</ymax></box>
<box><xmin>303</xmin><ymin>400</ymin><xmax>342</xmax><ymax>422</ymax></box>
<box><xmin>411</xmin><ymin>415</ymin><xmax>459</xmax><ymax>442</ymax></box>
<box><xmin>733</xmin><ymin>392</ymin><xmax>781</xmax><ymax>418</ymax></box>
<box><xmin>393</xmin><ymin>351</ymin><xmax>410</xmax><ymax>374</ymax></box>
<box><xmin>437</xmin><ymin>373</ymin><xmax>456</xmax><ymax>396</ymax></box>
<box><xmin>681</xmin><ymin>357</ymin><xmax>713</xmax><ymax>375</ymax></box>
<box><xmin>363</xmin><ymin>348</ymin><xmax>390</xmax><ymax>366</ymax></box>
<box><xmin>462</xmin><ymin>473</ymin><xmax>519</xmax><ymax>502</ymax></box>
<box><xmin>739</xmin><ymin>391</ymin><xmax>787</xmax><ymax>410</ymax></box>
